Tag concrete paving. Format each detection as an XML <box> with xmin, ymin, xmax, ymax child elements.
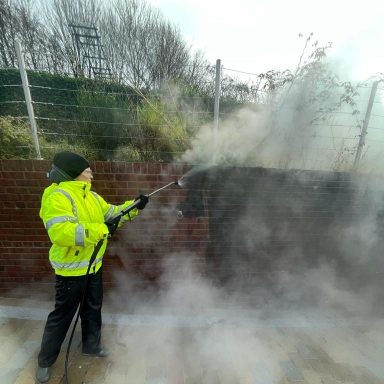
<box><xmin>1</xmin><ymin>296</ymin><xmax>384</xmax><ymax>384</ymax></box>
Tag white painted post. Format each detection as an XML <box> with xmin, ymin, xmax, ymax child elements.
<box><xmin>15</xmin><ymin>40</ymin><xmax>42</xmax><ymax>160</ymax></box>
<box><xmin>213</xmin><ymin>59</ymin><xmax>221</xmax><ymax>132</ymax></box>
<box><xmin>353</xmin><ymin>80</ymin><xmax>380</xmax><ymax>170</ymax></box>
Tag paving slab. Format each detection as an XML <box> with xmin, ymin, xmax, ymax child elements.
<box><xmin>0</xmin><ymin>297</ymin><xmax>383</xmax><ymax>384</ymax></box>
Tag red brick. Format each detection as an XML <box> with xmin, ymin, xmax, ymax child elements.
<box><xmin>2</xmin><ymin>171</ymin><xmax>25</xmax><ymax>179</ymax></box>
<box><xmin>111</xmin><ymin>161</ymin><xmax>133</xmax><ymax>173</ymax></box>
<box><xmin>92</xmin><ymin>160</ymin><xmax>112</xmax><ymax>173</ymax></box>
<box><xmin>32</xmin><ymin>159</ymin><xmax>50</xmax><ymax>171</ymax></box>
<box><xmin>0</xmin><ymin>178</ymin><xmax>16</xmax><ymax>186</ymax></box>
<box><xmin>148</xmin><ymin>163</ymin><xmax>162</xmax><ymax>174</ymax></box>
<box><xmin>1</xmin><ymin>160</ymin><xmax>32</xmax><ymax>171</ymax></box>
<box><xmin>27</xmin><ymin>171</ymin><xmax>47</xmax><ymax>179</ymax></box>
<box><xmin>0</xmin><ymin>159</ymin><xmax>209</xmax><ymax>293</ymax></box>
<box><xmin>132</xmin><ymin>162</ymin><xmax>148</xmax><ymax>173</ymax></box>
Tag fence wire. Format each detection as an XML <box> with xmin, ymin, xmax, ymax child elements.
<box><xmin>1</xmin><ymin>48</ymin><xmax>384</xmax><ymax>173</ymax></box>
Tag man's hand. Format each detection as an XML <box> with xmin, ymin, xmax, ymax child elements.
<box><xmin>134</xmin><ymin>194</ymin><xmax>149</xmax><ymax>210</ymax></box>
<box><xmin>105</xmin><ymin>218</ymin><xmax>120</xmax><ymax>238</ymax></box>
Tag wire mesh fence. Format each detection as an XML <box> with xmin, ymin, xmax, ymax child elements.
<box><xmin>1</xmin><ymin>45</ymin><xmax>383</xmax><ymax>173</ymax></box>
<box><xmin>0</xmin><ymin>54</ymin><xmax>215</xmax><ymax>161</ymax></box>
<box><xmin>217</xmin><ymin>66</ymin><xmax>384</xmax><ymax>173</ymax></box>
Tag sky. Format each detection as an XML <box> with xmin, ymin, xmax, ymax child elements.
<box><xmin>147</xmin><ymin>0</ymin><xmax>384</xmax><ymax>82</ymax></box>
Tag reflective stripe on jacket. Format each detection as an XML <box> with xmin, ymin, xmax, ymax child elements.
<box><xmin>40</xmin><ymin>181</ymin><xmax>139</xmax><ymax>276</ymax></box>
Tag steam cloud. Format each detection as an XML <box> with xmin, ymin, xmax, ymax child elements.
<box><xmin>181</xmin><ymin>63</ymin><xmax>384</xmax><ymax>174</ymax></box>
<box><xmin>106</xmin><ymin>60</ymin><xmax>384</xmax><ymax>381</ymax></box>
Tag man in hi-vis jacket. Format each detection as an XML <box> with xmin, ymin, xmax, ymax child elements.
<box><xmin>36</xmin><ymin>151</ymin><xmax>148</xmax><ymax>383</ymax></box>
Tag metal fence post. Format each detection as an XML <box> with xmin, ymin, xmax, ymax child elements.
<box><xmin>15</xmin><ymin>40</ymin><xmax>42</xmax><ymax>160</ymax></box>
<box><xmin>353</xmin><ymin>80</ymin><xmax>380</xmax><ymax>170</ymax></box>
<box><xmin>213</xmin><ymin>59</ymin><xmax>221</xmax><ymax>132</ymax></box>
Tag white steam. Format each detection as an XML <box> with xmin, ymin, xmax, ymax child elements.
<box><xmin>110</xmin><ymin>254</ymin><xmax>283</xmax><ymax>382</ymax></box>
<box><xmin>181</xmin><ymin>65</ymin><xmax>384</xmax><ymax>174</ymax></box>
<box><xmin>106</xmin><ymin>54</ymin><xmax>384</xmax><ymax>382</ymax></box>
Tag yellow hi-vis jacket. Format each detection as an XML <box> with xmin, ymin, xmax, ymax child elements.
<box><xmin>39</xmin><ymin>181</ymin><xmax>139</xmax><ymax>276</ymax></box>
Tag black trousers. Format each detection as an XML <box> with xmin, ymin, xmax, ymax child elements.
<box><xmin>38</xmin><ymin>268</ymin><xmax>103</xmax><ymax>367</ymax></box>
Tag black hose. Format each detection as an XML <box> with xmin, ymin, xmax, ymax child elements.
<box><xmin>62</xmin><ymin>184</ymin><xmax>177</xmax><ymax>382</ymax></box>
<box><xmin>62</xmin><ymin>201</ymin><xmax>141</xmax><ymax>382</ymax></box>
<box><xmin>63</xmin><ymin>239</ymin><xmax>104</xmax><ymax>384</ymax></box>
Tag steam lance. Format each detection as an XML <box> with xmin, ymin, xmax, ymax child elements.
<box><xmin>109</xmin><ymin>180</ymin><xmax>180</xmax><ymax>222</ymax></box>
<box><xmin>63</xmin><ymin>179</ymin><xmax>182</xmax><ymax>384</ymax></box>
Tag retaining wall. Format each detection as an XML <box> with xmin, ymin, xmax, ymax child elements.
<box><xmin>0</xmin><ymin>159</ymin><xmax>209</xmax><ymax>296</ymax></box>
<box><xmin>1</xmin><ymin>160</ymin><xmax>383</xmax><ymax>308</ymax></box>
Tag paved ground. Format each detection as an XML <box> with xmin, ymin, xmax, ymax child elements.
<box><xmin>1</xmin><ymin>296</ymin><xmax>384</xmax><ymax>384</ymax></box>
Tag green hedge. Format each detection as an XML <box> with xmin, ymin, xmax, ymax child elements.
<box><xmin>0</xmin><ymin>69</ymin><xmax>189</xmax><ymax>161</ymax></box>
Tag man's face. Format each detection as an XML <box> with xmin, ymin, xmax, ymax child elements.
<box><xmin>76</xmin><ymin>167</ymin><xmax>93</xmax><ymax>183</ymax></box>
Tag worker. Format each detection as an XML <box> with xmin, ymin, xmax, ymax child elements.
<box><xmin>36</xmin><ymin>151</ymin><xmax>148</xmax><ymax>383</ymax></box>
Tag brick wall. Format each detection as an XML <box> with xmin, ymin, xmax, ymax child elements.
<box><xmin>179</xmin><ymin>166</ymin><xmax>384</xmax><ymax>307</ymax></box>
<box><xmin>0</xmin><ymin>159</ymin><xmax>209</xmax><ymax>296</ymax></box>
<box><xmin>2</xmin><ymin>160</ymin><xmax>383</xmax><ymax>306</ymax></box>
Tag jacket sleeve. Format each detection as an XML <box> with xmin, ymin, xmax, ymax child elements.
<box><xmin>96</xmin><ymin>194</ymin><xmax>140</xmax><ymax>225</ymax></box>
<box><xmin>41</xmin><ymin>192</ymin><xmax>108</xmax><ymax>247</ymax></box>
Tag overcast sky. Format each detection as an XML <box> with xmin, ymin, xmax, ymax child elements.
<box><xmin>148</xmin><ymin>0</ymin><xmax>384</xmax><ymax>82</ymax></box>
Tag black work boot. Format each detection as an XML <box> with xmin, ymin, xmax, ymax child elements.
<box><xmin>82</xmin><ymin>346</ymin><xmax>108</xmax><ymax>357</ymax></box>
<box><xmin>36</xmin><ymin>365</ymin><xmax>51</xmax><ymax>383</ymax></box>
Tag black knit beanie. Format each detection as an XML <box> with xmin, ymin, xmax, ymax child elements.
<box><xmin>48</xmin><ymin>151</ymin><xmax>90</xmax><ymax>183</ymax></box>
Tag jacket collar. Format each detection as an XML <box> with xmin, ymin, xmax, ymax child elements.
<box><xmin>59</xmin><ymin>180</ymin><xmax>92</xmax><ymax>193</ymax></box>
